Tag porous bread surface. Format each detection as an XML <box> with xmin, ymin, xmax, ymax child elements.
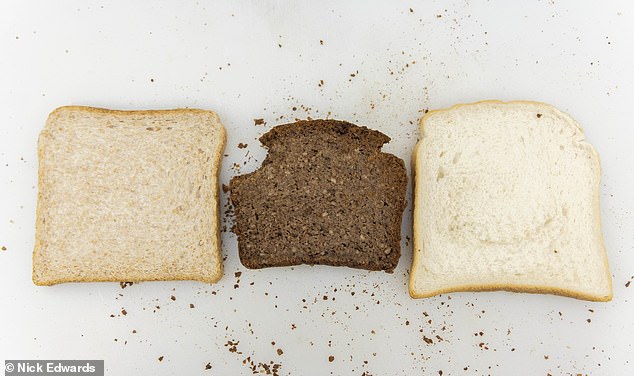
<box><xmin>230</xmin><ymin>119</ymin><xmax>407</xmax><ymax>272</ymax></box>
<box><xmin>33</xmin><ymin>106</ymin><xmax>226</xmax><ymax>285</ymax></box>
<box><xmin>410</xmin><ymin>100</ymin><xmax>612</xmax><ymax>301</ymax></box>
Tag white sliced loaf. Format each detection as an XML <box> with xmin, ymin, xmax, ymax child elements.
<box><xmin>33</xmin><ymin>106</ymin><xmax>226</xmax><ymax>285</ymax></box>
<box><xmin>410</xmin><ymin>100</ymin><xmax>612</xmax><ymax>301</ymax></box>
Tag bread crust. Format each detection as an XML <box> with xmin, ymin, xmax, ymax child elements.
<box><xmin>409</xmin><ymin>100</ymin><xmax>612</xmax><ymax>302</ymax></box>
<box><xmin>33</xmin><ymin>106</ymin><xmax>226</xmax><ymax>285</ymax></box>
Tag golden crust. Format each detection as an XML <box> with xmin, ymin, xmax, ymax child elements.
<box><xmin>33</xmin><ymin>106</ymin><xmax>226</xmax><ymax>286</ymax></box>
<box><xmin>409</xmin><ymin>100</ymin><xmax>612</xmax><ymax>302</ymax></box>
<box><xmin>409</xmin><ymin>283</ymin><xmax>612</xmax><ymax>302</ymax></box>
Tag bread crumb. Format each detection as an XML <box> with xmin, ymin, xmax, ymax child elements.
<box><xmin>277</xmin><ymin>348</ymin><xmax>283</xmax><ymax>356</ymax></box>
<box><xmin>254</xmin><ymin>118</ymin><xmax>265</xmax><ymax>126</ymax></box>
<box><xmin>158</xmin><ymin>356</ymin><xmax>164</xmax><ymax>362</ymax></box>
<box><xmin>170</xmin><ymin>295</ymin><xmax>176</xmax><ymax>301</ymax></box>
<box><xmin>328</xmin><ymin>355</ymin><xmax>335</xmax><ymax>362</ymax></box>
<box><xmin>119</xmin><ymin>282</ymin><xmax>133</xmax><ymax>289</ymax></box>
<box><xmin>204</xmin><ymin>363</ymin><xmax>212</xmax><ymax>370</ymax></box>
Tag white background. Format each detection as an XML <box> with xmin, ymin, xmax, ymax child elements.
<box><xmin>1</xmin><ymin>1</ymin><xmax>633</xmax><ymax>375</ymax></box>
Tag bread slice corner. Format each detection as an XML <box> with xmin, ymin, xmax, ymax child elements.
<box><xmin>410</xmin><ymin>100</ymin><xmax>612</xmax><ymax>302</ymax></box>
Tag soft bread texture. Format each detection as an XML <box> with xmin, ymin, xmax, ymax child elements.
<box><xmin>33</xmin><ymin>106</ymin><xmax>226</xmax><ymax>285</ymax></box>
<box><xmin>410</xmin><ymin>101</ymin><xmax>612</xmax><ymax>301</ymax></box>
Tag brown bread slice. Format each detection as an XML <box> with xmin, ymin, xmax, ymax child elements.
<box><xmin>230</xmin><ymin>119</ymin><xmax>407</xmax><ymax>272</ymax></box>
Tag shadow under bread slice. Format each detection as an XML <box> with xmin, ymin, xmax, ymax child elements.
<box><xmin>230</xmin><ymin>119</ymin><xmax>407</xmax><ymax>272</ymax></box>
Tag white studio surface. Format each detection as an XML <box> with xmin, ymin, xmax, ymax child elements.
<box><xmin>1</xmin><ymin>1</ymin><xmax>633</xmax><ymax>375</ymax></box>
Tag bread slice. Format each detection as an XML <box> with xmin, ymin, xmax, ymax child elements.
<box><xmin>33</xmin><ymin>106</ymin><xmax>226</xmax><ymax>285</ymax></box>
<box><xmin>230</xmin><ymin>120</ymin><xmax>407</xmax><ymax>271</ymax></box>
<box><xmin>410</xmin><ymin>100</ymin><xmax>612</xmax><ymax>301</ymax></box>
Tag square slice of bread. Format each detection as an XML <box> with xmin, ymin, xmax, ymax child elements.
<box><xmin>33</xmin><ymin>106</ymin><xmax>226</xmax><ymax>285</ymax></box>
<box><xmin>410</xmin><ymin>100</ymin><xmax>612</xmax><ymax>301</ymax></box>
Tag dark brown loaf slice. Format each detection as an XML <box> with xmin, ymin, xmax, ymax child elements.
<box><xmin>230</xmin><ymin>119</ymin><xmax>407</xmax><ymax>272</ymax></box>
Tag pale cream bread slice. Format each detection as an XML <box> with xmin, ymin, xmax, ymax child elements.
<box><xmin>33</xmin><ymin>106</ymin><xmax>226</xmax><ymax>285</ymax></box>
<box><xmin>410</xmin><ymin>100</ymin><xmax>612</xmax><ymax>301</ymax></box>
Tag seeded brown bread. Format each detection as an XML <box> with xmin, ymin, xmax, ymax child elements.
<box><xmin>33</xmin><ymin>106</ymin><xmax>226</xmax><ymax>285</ymax></box>
<box><xmin>230</xmin><ymin>119</ymin><xmax>407</xmax><ymax>272</ymax></box>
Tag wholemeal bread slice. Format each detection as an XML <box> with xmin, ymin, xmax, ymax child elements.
<box><xmin>230</xmin><ymin>120</ymin><xmax>407</xmax><ymax>271</ymax></box>
<box><xmin>33</xmin><ymin>106</ymin><xmax>226</xmax><ymax>285</ymax></box>
<box><xmin>410</xmin><ymin>100</ymin><xmax>612</xmax><ymax>301</ymax></box>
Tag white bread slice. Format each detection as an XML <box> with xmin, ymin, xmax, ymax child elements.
<box><xmin>410</xmin><ymin>100</ymin><xmax>612</xmax><ymax>301</ymax></box>
<box><xmin>33</xmin><ymin>106</ymin><xmax>226</xmax><ymax>285</ymax></box>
